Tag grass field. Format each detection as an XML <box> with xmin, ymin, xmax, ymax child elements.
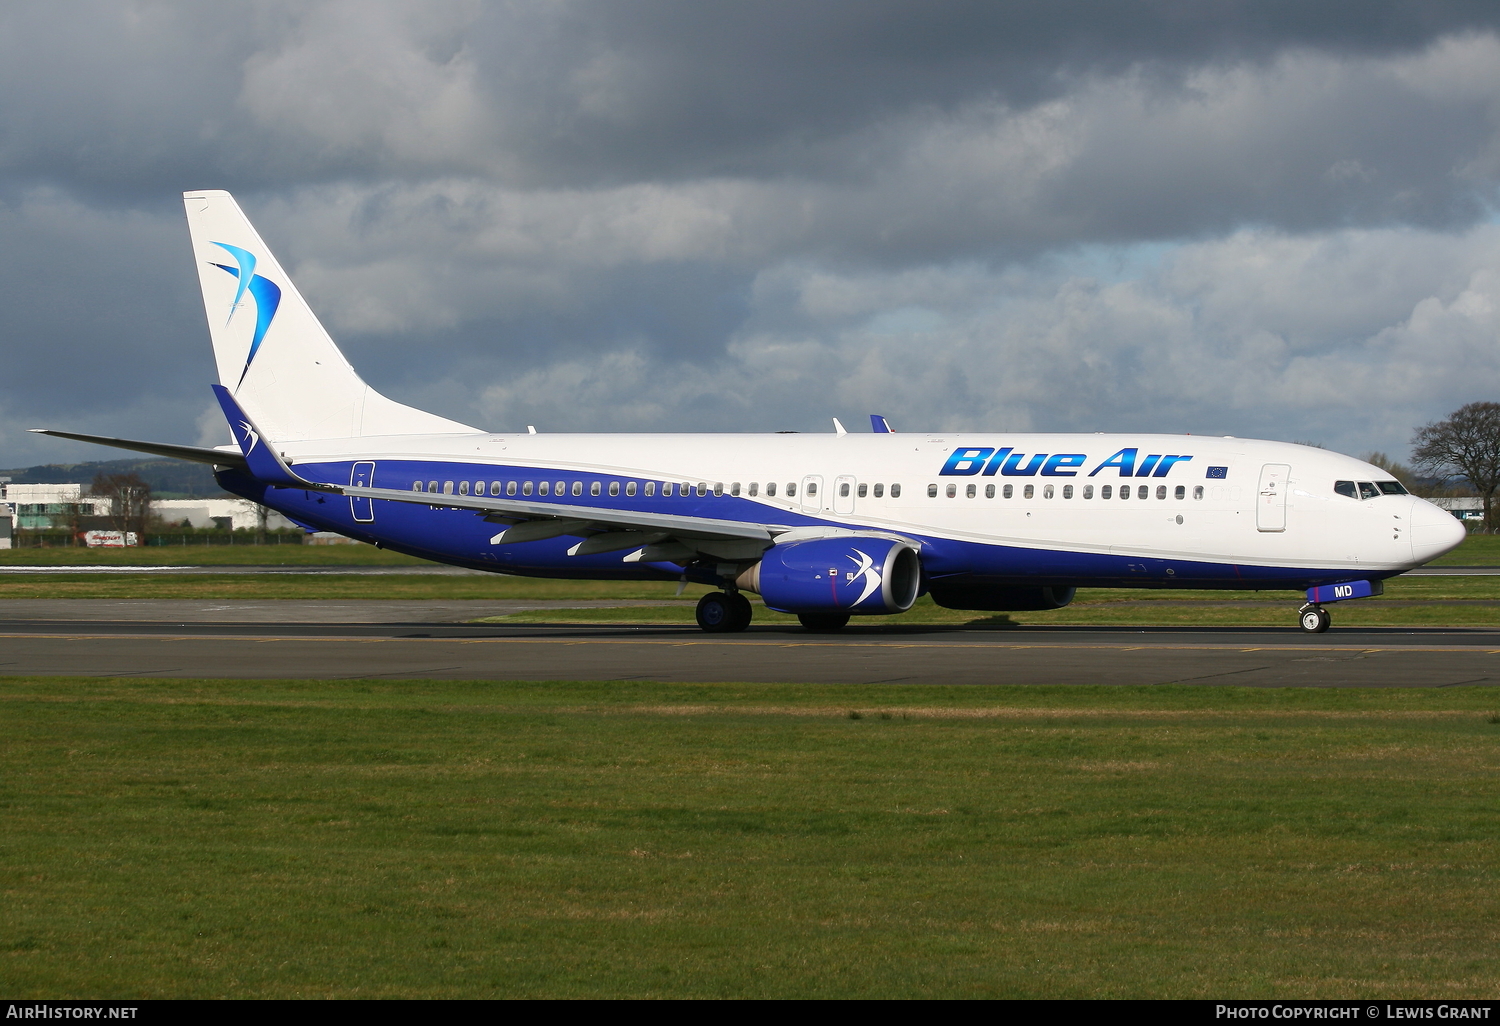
<box><xmin>3</xmin><ymin>678</ymin><xmax>1499</xmax><ymax>998</ymax></box>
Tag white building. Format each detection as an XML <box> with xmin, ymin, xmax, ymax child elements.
<box><xmin>152</xmin><ymin>498</ymin><xmax>296</xmax><ymax>532</ymax></box>
<box><xmin>1429</xmin><ymin>497</ymin><xmax>1484</xmax><ymax>523</ymax></box>
<box><xmin>0</xmin><ymin>480</ymin><xmax>293</xmax><ymax>532</ymax></box>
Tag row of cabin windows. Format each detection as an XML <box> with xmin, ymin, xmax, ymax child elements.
<box><xmin>409</xmin><ymin>478</ymin><xmax>904</xmax><ymax>500</ymax></box>
<box><xmin>928</xmin><ymin>482</ymin><xmax>1206</xmax><ymax>501</ymax></box>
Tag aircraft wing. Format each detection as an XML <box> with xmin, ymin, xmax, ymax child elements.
<box><xmin>27</xmin><ymin>429</ymin><xmax>249</xmax><ymax>471</ymax></box>
<box><xmin>345</xmin><ymin>485</ymin><xmax>780</xmax><ymax>558</ymax></box>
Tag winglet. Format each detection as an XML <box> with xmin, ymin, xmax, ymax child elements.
<box><xmin>833</xmin><ymin>418</ymin><xmax>847</xmax><ymax>436</ymax></box>
<box><xmin>211</xmin><ymin>384</ymin><xmax>339</xmax><ymax>492</ymax></box>
<box><xmin>870</xmin><ymin>414</ymin><xmax>894</xmax><ymax>433</ymax></box>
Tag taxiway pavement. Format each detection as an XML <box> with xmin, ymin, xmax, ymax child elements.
<box><xmin>0</xmin><ymin>602</ymin><xmax>1497</xmax><ymax>686</ymax></box>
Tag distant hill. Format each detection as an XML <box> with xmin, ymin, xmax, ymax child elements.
<box><xmin>0</xmin><ymin>457</ymin><xmax>228</xmax><ymax>499</ymax></box>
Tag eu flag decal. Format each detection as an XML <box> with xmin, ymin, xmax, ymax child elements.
<box><xmin>1206</xmin><ymin>466</ymin><xmax>1228</xmax><ymax>479</ymax></box>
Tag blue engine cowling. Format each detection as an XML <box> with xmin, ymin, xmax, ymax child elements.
<box><xmin>736</xmin><ymin>536</ymin><xmax>921</xmax><ymax>615</ymax></box>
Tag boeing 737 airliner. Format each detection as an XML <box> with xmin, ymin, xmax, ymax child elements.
<box><xmin>35</xmin><ymin>191</ymin><xmax>1467</xmax><ymax>633</ymax></box>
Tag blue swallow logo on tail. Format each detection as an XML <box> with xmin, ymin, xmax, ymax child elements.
<box><xmin>209</xmin><ymin>242</ymin><xmax>282</xmax><ymax>387</ymax></box>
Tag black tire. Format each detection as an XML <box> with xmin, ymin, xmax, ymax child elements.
<box><xmin>1299</xmin><ymin>607</ymin><xmax>1331</xmax><ymax>633</ymax></box>
<box><xmin>798</xmin><ymin>612</ymin><xmax>850</xmax><ymax>632</ymax></box>
<box><xmin>696</xmin><ymin>592</ymin><xmax>735</xmax><ymax>632</ymax></box>
<box><xmin>727</xmin><ymin>593</ymin><xmax>753</xmax><ymax>632</ymax></box>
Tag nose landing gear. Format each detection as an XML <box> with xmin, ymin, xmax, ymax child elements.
<box><xmin>1298</xmin><ymin>603</ymin><xmax>1331</xmax><ymax>633</ymax></box>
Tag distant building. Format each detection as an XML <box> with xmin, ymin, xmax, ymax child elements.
<box><xmin>0</xmin><ymin>481</ymin><xmax>294</xmax><ymax>533</ymax></box>
<box><xmin>1429</xmin><ymin>497</ymin><xmax>1483</xmax><ymax>522</ymax></box>
<box><xmin>0</xmin><ymin>483</ymin><xmax>108</xmax><ymax>529</ymax></box>
<box><xmin>152</xmin><ymin>498</ymin><xmax>296</xmax><ymax>532</ymax></box>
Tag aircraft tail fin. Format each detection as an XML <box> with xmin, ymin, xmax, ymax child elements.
<box><xmin>183</xmin><ymin>190</ymin><xmax>477</xmax><ymax>442</ymax></box>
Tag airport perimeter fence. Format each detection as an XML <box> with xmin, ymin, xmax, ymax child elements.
<box><xmin>12</xmin><ymin>528</ymin><xmax>308</xmax><ymax>547</ymax></box>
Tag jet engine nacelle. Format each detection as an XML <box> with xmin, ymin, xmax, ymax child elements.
<box><xmin>736</xmin><ymin>536</ymin><xmax>921</xmax><ymax>615</ymax></box>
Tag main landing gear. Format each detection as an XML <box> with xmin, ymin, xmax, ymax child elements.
<box><xmin>696</xmin><ymin>591</ymin><xmax>753</xmax><ymax>633</ymax></box>
<box><xmin>1298</xmin><ymin>603</ymin><xmax>1331</xmax><ymax>634</ymax></box>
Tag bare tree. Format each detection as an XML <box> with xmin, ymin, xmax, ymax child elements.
<box><xmin>90</xmin><ymin>472</ymin><xmax>152</xmax><ymax>544</ymax></box>
<box><xmin>1361</xmin><ymin>451</ymin><xmax>1415</xmax><ymax>489</ymax></box>
<box><xmin>1412</xmin><ymin>402</ymin><xmax>1500</xmax><ymax>533</ymax></box>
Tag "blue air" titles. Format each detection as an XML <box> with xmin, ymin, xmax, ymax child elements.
<box><xmin>939</xmin><ymin>447</ymin><xmax>1192</xmax><ymax>478</ymax></box>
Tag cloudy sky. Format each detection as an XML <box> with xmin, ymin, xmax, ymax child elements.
<box><xmin>4</xmin><ymin>1</ymin><xmax>1500</xmax><ymax>465</ymax></box>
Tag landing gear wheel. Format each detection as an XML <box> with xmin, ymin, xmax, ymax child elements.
<box><xmin>798</xmin><ymin>612</ymin><xmax>850</xmax><ymax>632</ymax></box>
<box><xmin>1299</xmin><ymin>605</ymin><xmax>1331</xmax><ymax>633</ymax></box>
<box><xmin>727</xmin><ymin>592</ymin><xmax>753</xmax><ymax>632</ymax></box>
<box><xmin>696</xmin><ymin>592</ymin><xmax>735</xmax><ymax>632</ymax></box>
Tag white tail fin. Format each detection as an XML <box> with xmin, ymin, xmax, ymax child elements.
<box><xmin>183</xmin><ymin>190</ymin><xmax>476</xmax><ymax>442</ymax></box>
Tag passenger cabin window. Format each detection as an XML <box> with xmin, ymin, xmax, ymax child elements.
<box><xmin>713</xmin><ymin>483</ymin><xmax>723</xmax><ymax>497</ymax></box>
<box><xmin>787</xmin><ymin>482</ymin><xmax>797</xmax><ymax>497</ymax></box>
<box><xmin>766</xmin><ymin>482</ymin><xmax>776</xmax><ymax>497</ymax></box>
<box><xmin>1193</xmin><ymin>486</ymin><xmax>1204</xmax><ymax>500</ymax></box>
<box><xmin>731</xmin><ymin>483</ymin><xmax>740</xmax><ymax>496</ymax></box>
<box><xmin>1024</xmin><ymin>484</ymin><xmax>1034</xmax><ymax>499</ymax></box>
<box><xmin>1334</xmin><ymin>480</ymin><xmax>1357</xmax><ymax>498</ymax></box>
<box><xmin>1043</xmin><ymin>484</ymin><xmax>1053</xmax><ymax>499</ymax></box>
<box><xmin>555</xmin><ymin>481</ymin><xmax>564</xmax><ymax>495</ymax></box>
<box><xmin>506</xmin><ymin>481</ymin><xmax>517</xmax><ymax>496</ymax></box>
<box><xmin>946</xmin><ymin>484</ymin><xmax>957</xmax><ymax>498</ymax></box>
<box><xmin>928</xmin><ymin>484</ymin><xmax>938</xmax><ymax>498</ymax></box>
<box><xmin>412</xmin><ymin>481</ymin><xmax>422</xmax><ymax>491</ymax></box>
<box><xmin>965</xmin><ymin>483</ymin><xmax>975</xmax><ymax>498</ymax></box>
<box><xmin>1358</xmin><ymin>482</ymin><xmax>1380</xmax><ymax>500</ymax></box>
<box><xmin>1101</xmin><ymin>485</ymin><xmax>1112</xmax><ymax>499</ymax></box>
<box><xmin>458</xmin><ymin>481</ymin><xmax>469</xmax><ymax>495</ymax></box>
<box><xmin>805</xmin><ymin>482</ymin><xmax>816</xmax><ymax>497</ymax></box>
<box><xmin>1003</xmin><ymin>484</ymin><xmax>1013</xmax><ymax>498</ymax></box>
<box><xmin>490</xmin><ymin>482</ymin><xmax>502</xmax><ymax>496</ymax></box>
<box><xmin>748</xmin><ymin>482</ymin><xmax>758</xmax><ymax>497</ymax></box>
<box><xmin>522</xmin><ymin>481</ymin><xmax>533</xmax><ymax>496</ymax></box>
<box><xmin>1138</xmin><ymin>485</ymin><xmax>1149</xmax><ymax>500</ymax></box>
<box><xmin>873</xmin><ymin>483</ymin><xmax>884</xmax><ymax>498</ymax></box>
<box><xmin>591</xmin><ymin>482</ymin><xmax>602</xmax><ymax>496</ymax></box>
<box><xmin>609</xmin><ymin>482</ymin><xmax>620</xmax><ymax>496</ymax></box>
<box><xmin>1156</xmin><ymin>485</ymin><xmax>1166</xmax><ymax>500</ymax></box>
<box><xmin>572</xmin><ymin>482</ymin><xmax>583</xmax><ymax>496</ymax></box>
<box><xmin>1083</xmin><ymin>485</ymin><xmax>1094</xmax><ymax>499</ymax></box>
<box><xmin>857</xmin><ymin>483</ymin><xmax>867</xmax><ymax>498</ymax></box>
<box><xmin>538</xmin><ymin>481</ymin><xmax>549</xmax><ymax>496</ymax></box>
<box><xmin>1378</xmin><ymin>481</ymin><xmax>1407</xmax><ymax>495</ymax></box>
<box><xmin>627</xmin><ymin>482</ymin><xmax>637</xmax><ymax>496</ymax></box>
<box><xmin>985</xmin><ymin>484</ymin><xmax>995</xmax><ymax>498</ymax></box>
<box><xmin>1063</xmin><ymin>485</ymin><xmax>1073</xmax><ymax>499</ymax></box>
<box><xmin>1175</xmin><ymin>485</ymin><xmax>1185</xmax><ymax>499</ymax></box>
<box><xmin>475</xmin><ymin>480</ymin><xmax>484</xmax><ymax>494</ymax></box>
<box><xmin>429</xmin><ymin>480</ymin><xmax>438</xmax><ymax>493</ymax></box>
<box><xmin>443</xmin><ymin>481</ymin><xmax>454</xmax><ymax>494</ymax></box>
<box><xmin>663</xmin><ymin>482</ymin><xmax>673</xmax><ymax>496</ymax></box>
<box><xmin>890</xmin><ymin>484</ymin><xmax>901</xmax><ymax>498</ymax></box>
<box><xmin>644</xmin><ymin>482</ymin><xmax>655</xmax><ymax>497</ymax></box>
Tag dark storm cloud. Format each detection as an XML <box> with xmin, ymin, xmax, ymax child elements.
<box><xmin>479</xmin><ymin>0</ymin><xmax>1500</xmax><ymax>183</ymax></box>
<box><xmin>3</xmin><ymin>2</ymin><xmax>1500</xmax><ymax>465</ymax></box>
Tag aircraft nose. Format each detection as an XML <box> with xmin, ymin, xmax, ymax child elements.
<box><xmin>1408</xmin><ymin>497</ymin><xmax>1467</xmax><ymax>564</ymax></box>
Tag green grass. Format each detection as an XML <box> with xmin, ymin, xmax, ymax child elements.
<box><xmin>0</xmin><ymin>543</ymin><xmax>430</xmax><ymax>566</ymax></box>
<box><xmin>1429</xmin><ymin>532</ymin><xmax>1500</xmax><ymax>565</ymax></box>
<box><xmin>4</xmin><ymin>678</ymin><xmax>1500</xmax><ymax>998</ymax></box>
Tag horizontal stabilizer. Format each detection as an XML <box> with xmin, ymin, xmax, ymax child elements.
<box><xmin>28</xmin><ymin>428</ymin><xmax>248</xmax><ymax>471</ymax></box>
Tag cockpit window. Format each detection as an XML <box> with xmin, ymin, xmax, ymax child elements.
<box><xmin>1358</xmin><ymin>482</ymin><xmax>1380</xmax><ymax>500</ymax></box>
<box><xmin>1377</xmin><ymin>481</ymin><xmax>1408</xmax><ymax>495</ymax></box>
<box><xmin>1334</xmin><ymin>481</ymin><xmax>1356</xmax><ymax>499</ymax></box>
